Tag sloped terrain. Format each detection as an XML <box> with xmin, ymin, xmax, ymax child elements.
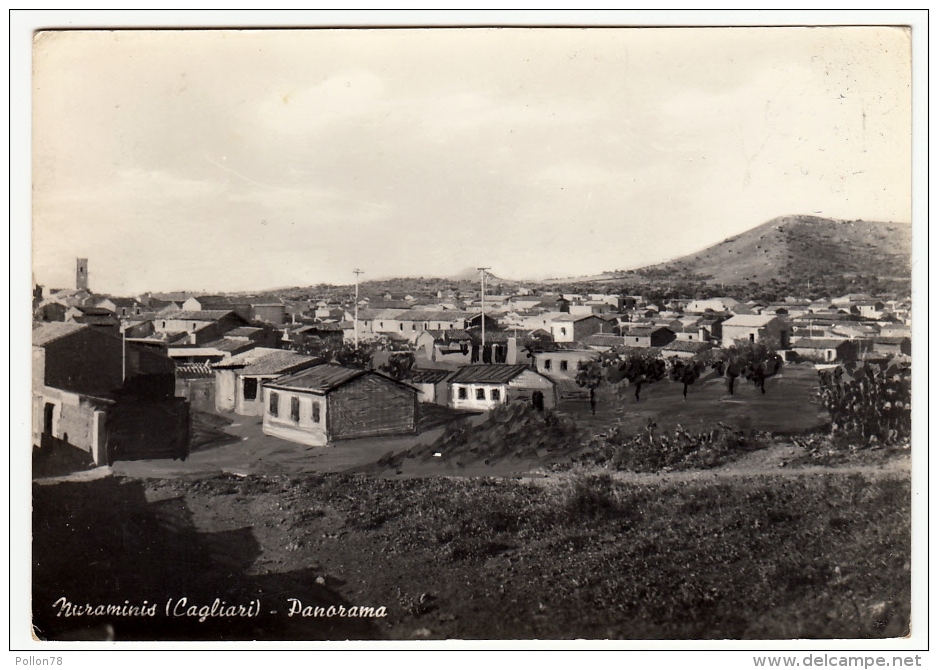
<box><xmin>33</xmin><ymin>468</ymin><xmax>910</xmax><ymax>640</ymax></box>
<box><xmin>630</xmin><ymin>215</ymin><xmax>911</xmax><ymax>288</ymax></box>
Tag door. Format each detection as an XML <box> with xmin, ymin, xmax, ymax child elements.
<box><xmin>43</xmin><ymin>402</ymin><xmax>55</xmax><ymax>436</ymax></box>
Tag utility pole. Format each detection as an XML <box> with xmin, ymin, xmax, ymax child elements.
<box><xmin>478</xmin><ymin>267</ymin><xmax>490</xmax><ymax>353</ymax></box>
<box><xmin>121</xmin><ymin>321</ymin><xmax>126</xmax><ymax>382</ymax></box>
<box><xmin>353</xmin><ymin>269</ymin><xmax>364</xmax><ymax>347</ymax></box>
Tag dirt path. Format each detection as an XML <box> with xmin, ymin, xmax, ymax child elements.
<box><xmin>529</xmin><ymin>443</ymin><xmax>910</xmax><ymax>487</ymax></box>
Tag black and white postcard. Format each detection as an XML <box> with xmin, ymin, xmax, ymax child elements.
<box><xmin>14</xmin><ymin>10</ymin><xmax>927</xmax><ymax>659</ymax></box>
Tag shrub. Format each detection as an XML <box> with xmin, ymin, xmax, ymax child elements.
<box><xmin>570</xmin><ymin>420</ymin><xmax>767</xmax><ymax>473</ymax></box>
<box><xmin>817</xmin><ymin>361</ymin><xmax>911</xmax><ymax>446</ymax></box>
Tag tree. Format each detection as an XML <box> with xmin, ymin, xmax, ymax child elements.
<box><xmin>296</xmin><ymin>338</ymin><xmax>375</xmax><ymax>370</ymax></box>
<box><xmin>721</xmin><ymin>343</ymin><xmax>783</xmax><ymax>395</ymax></box>
<box><xmin>667</xmin><ymin>357</ymin><xmax>707</xmax><ymax>399</ymax></box>
<box><xmin>603</xmin><ymin>349</ymin><xmax>667</xmax><ymax>401</ymax></box>
<box><xmin>575</xmin><ymin>359</ymin><xmax>605</xmax><ymax>415</ymax></box>
<box><xmin>817</xmin><ymin>360</ymin><xmax>910</xmax><ymax>445</ymax></box>
<box><xmin>380</xmin><ymin>352</ymin><xmax>416</xmax><ymax>381</ymax></box>
<box><xmin>334</xmin><ymin>341</ymin><xmax>376</xmax><ymax>369</ymax></box>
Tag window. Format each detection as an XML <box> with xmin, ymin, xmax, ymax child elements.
<box><xmin>379</xmin><ymin>322</ymin><xmax>384</xmax><ymax>328</ymax></box>
<box><xmin>399</xmin><ymin>323</ymin><xmax>404</xmax><ymax>331</ymax></box>
<box><xmin>476</xmin><ymin>388</ymin><xmax>486</xmax><ymax>400</ymax></box>
<box><xmin>243</xmin><ymin>377</ymin><xmax>258</xmax><ymax>400</ymax></box>
<box><xmin>162</xmin><ymin>321</ymin><xmax>166</xmax><ymax>328</ymax></box>
<box><xmin>491</xmin><ymin>388</ymin><xmax>501</xmax><ymax>402</ymax></box>
<box><xmin>560</xmin><ymin>360</ymin><xmax>568</xmax><ymax>371</ymax></box>
<box><xmin>561</xmin><ymin>327</ymin><xmax>567</xmax><ymax>336</ymax></box>
<box><xmin>544</xmin><ymin>359</ymin><xmax>552</xmax><ymax>370</ymax></box>
<box><xmin>312</xmin><ymin>401</ymin><xmax>321</xmax><ymax>423</ymax></box>
<box><xmin>457</xmin><ymin>386</ymin><xmax>467</xmax><ymax>399</ymax></box>
<box><xmin>749</xmin><ymin>333</ymin><xmax>755</xmax><ymax>343</ymax></box>
<box><xmin>269</xmin><ymin>392</ymin><xmax>279</xmax><ymax>417</ymax></box>
<box><xmin>635</xmin><ymin>337</ymin><xmax>640</xmax><ymax>342</ymax></box>
<box><xmin>412</xmin><ymin>324</ymin><xmax>416</xmax><ymax>331</ymax></box>
<box><xmin>290</xmin><ymin>396</ymin><xmax>300</xmax><ymax>422</ymax></box>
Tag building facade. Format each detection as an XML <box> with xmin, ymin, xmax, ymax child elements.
<box><xmin>262</xmin><ymin>364</ymin><xmax>418</xmax><ymax>447</ymax></box>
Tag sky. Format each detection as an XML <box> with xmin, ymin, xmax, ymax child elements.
<box><xmin>31</xmin><ymin>26</ymin><xmax>912</xmax><ymax>295</ymax></box>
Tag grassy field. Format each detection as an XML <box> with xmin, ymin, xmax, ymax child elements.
<box><xmin>32</xmin><ymin>468</ymin><xmax>910</xmax><ymax>641</ymax></box>
<box><xmin>560</xmin><ymin>362</ymin><xmax>827</xmax><ymax>436</ymax></box>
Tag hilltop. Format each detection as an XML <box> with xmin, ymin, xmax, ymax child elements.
<box><xmin>628</xmin><ymin>215</ymin><xmax>911</xmax><ymax>288</ymax></box>
<box><xmin>198</xmin><ymin>215</ymin><xmax>911</xmax><ymax>302</ymax></box>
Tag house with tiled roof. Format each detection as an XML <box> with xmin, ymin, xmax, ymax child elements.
<box><xmin>64</xmin><ymin>306</ymin><xmax>122</xmax><ymax>334</ymax></box>
<box><xmin>685</xmin><ymin>297</ymin><xmax>740</xmax><ymax>315</ymax></box>
<box><xmin>154</xmin><ymin>310</ymin><xmax>250</xmax><ymax>347</ymax></box>
<box><xmin>531</xmin><ymin>345</ymin><xmax>599</xmax><ymax>381</ymax></box>
<box><xmin>447</xmin><ymin>364</ymin><xmax>556</xmax><ymax>411</ymax></box>
<box><xmin>791</xmin><ymin>338</ymin><xmax>858</xmax><ymax>363</ymax></box>
<box><xmin>618</xmin><ymin>325</ymin><xmax>676</xmax><ymax>349</ymax></box>
<box><xmin>182</xmin><ymin>295</ymin><xmax>253</xmax><ymax>321</ymax></box>
<box><xmin>721</xmin><ymin>314</ymin><xmax>790</xmax><ymax>349</ymax></box>
<box><xmin>549</xmin><ymin>314</ymin><xmax>609</xmax><ymax>343</ymax></box>
<box><xmin>262</xmin><ymin>364</ymin><xmax>418</xmax><ymax>446</ymax></box>
<box><xmin>212</xmin><ymin>347</ymin><xmax>323</xmax><ymax>416</ymax></box>
<box><xmin>407</xmin><ymin>369</ymin><xmax>454</xmax><ymax>405</ymax></box>
<box><xmin>582</xmin><ymin>333</ymin><xmax>628</xmax><ymax>352</ymax></box>
<box><xmin>96</xmin><ymin>297</ymin><xmax>144</xmax><ymax>318</ymax></box>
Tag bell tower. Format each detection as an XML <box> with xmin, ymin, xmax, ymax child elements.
<box><xmin>76</xmin><ymin>258</ymin><xmax>89</xmax><ymax>291</ymax></box>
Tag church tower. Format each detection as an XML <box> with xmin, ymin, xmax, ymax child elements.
<box><xmin>76</xmin><ymin>258</ymin><xmax>89</xmax><ymax>291</ymax></box>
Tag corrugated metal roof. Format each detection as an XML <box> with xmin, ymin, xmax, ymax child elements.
<box><xmin>267</xmin><ymin>363</ymin><xmax>366</xmax><ymax>393</ymax></box>
<box><xmin>448</xmin><ymin>364</ymin><xmax>533</xmax><ymax>384</ymax></box>
<box><xmin>33</xmin><ymin>322</ymin><xmax>87</xmax><ymax>346</ymax></box>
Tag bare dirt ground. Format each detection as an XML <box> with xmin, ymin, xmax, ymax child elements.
<box><xmin>31</xmin><ymin>369</ymin><xmax>911</xmax><ymax>642</ymax></box>
<box><xmin>32</xmin><ymin>442</ymin><xmax>910</xmax><ymax>641</ymax></box>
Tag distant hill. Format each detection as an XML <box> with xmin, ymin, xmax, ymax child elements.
<box><xmin>215</xmin><ymin>215</ymin><xmax>910</xmax><ymax>301</ymax></box>
<box><xmin>449</xmin><ymin>267</ymin><xmax>509</xmax><ymax>283</ymax></box>
<box><xmin>626</xmin><ymin>215</ymin><xmax>911</xmax><ymax>289</ymax></box>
